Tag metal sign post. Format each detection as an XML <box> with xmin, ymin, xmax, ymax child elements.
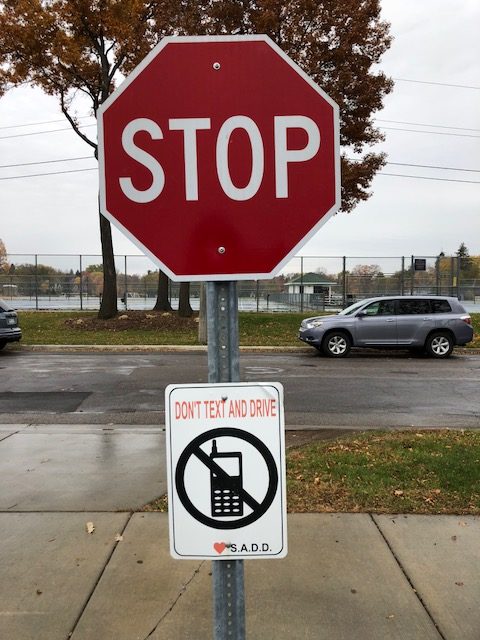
<box><xmin>206</xmin><ymin>281</ymin><xmax>245</xmax><ymax>640</ymax></box>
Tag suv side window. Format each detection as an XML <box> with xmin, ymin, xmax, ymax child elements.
<box><xmin>363</xmin><ymin>300</ymin><xmax>395</xmax><ymax>316</ymax></box>
<box><xmin>396</xmin><ymin>299</ymin><xmax>431</xmax><ymax>314</ymax></box>
<box><xmin>431</xmin><ymin>299</ymin><xmax>452</xmax><ymax>313</ymax></box>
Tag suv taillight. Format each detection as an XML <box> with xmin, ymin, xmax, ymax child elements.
<box><xmin>461</xmin><ymin>315</ymin><xmax>472</xmax><ymax>325</ymax></box>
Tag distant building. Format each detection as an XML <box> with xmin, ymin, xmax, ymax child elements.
<box><xmin>286</xmin><ymin>272</ymin><xmax>340</xmax><ymax>302</ymax></box>
<box><xmin>2</xmin><ymin>283</ymin><xmax>18</xmax><ymax>296</ymax></box>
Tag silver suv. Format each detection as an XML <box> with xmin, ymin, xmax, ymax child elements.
<box><xmin>299</xmin><ymin>296</ymin><xmax>473</xmax><ymax>358</ymax></box>
<box><xmin>0</xmin><ymin>298</ymin><xmax>22</xmax><ymax>350</ymax></box>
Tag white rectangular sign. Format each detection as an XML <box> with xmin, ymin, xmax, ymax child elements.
<box><xmin>165</xmin><ymin>382</ymin><xmax>287</xmax><ymax>560</ymax></box>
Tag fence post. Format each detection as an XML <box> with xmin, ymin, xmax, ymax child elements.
<box><xmin>456</xmin><ymin>256</ymin><xmax>461</xmax><ymax>299</ymax></box>
<box><xmin>409</xmin><ymin>255</ymin><xmax>414</xmax><ymax>295</ymax></box>
<box><xmin>300</xmin><ymin>257</ymin><xmax>304</xmax><ymax>313</ymax></box>
<box><xmin>342</xmin><ymin>256</ymin><xmax>346</xmax><ymax>307</ymax></box>
<box><xmin>256</xmin><ymin>280</ymin><xmax>260</xmax><ymax>312</ymax></box>
<box><xmin>79</xmin><ymin>255</ymin><xmax>83</xmax><ymax>311</ymax></box>
<box><xmin>435</xmin><ymin>255</ymin><xmax>440</xmax><ymax>295</ymax></box>
<box><xmin>400</xmin><ymin>257</ymin><xmax>405</xmax><ymax>295</ymax></box>
<box><xmin>35</xmin><ymin>254</ymin><xmax>39</xmax><ymax>310</ymax></box>
<box><xmin>450</xmin><ymin>256</ymin><xmax>455</xmax><ymax>297</ymax></box>
<box><xmin>124</xmin><ymin>255</ymin><xmax>128</xmax><ymax>310</ymax></box>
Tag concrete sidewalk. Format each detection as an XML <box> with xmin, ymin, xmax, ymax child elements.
<box><xmin>1</xmin><ymin>424</ymin><xmax>479</xmax><ymax>639</ymax></box>
<box><xmin>1</xmin><ymin>512</ymin><xmax>479</xmax><ymax>640</ymax></box>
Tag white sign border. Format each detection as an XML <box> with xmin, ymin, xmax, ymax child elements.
<box><xmin>165</xmin><ymin>381</ymin><xmax>287</xmax><ymax>560</ymax></box>
<box><xmin>98</xmin><ymin>34</ymin><xmax>341</xmax><ymax>282</ymax></box>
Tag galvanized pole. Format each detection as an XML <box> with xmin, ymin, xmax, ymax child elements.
<box><xmin>206</xmin><ymin>281</ymin><xmax>246</xmax><ymax>640</ymax></box>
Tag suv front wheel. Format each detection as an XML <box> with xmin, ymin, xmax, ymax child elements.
<box><xmin>425</xmin><ymin>332</ymin><xmax>454</xmax><ymax>358</ymax></box>
<box><xmin>322</xmin><ymin>331</ymin><xmax>352</xmax><ymax>358</ymax></box>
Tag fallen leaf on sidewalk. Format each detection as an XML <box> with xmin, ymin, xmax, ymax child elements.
<box><xmin>86</xmin><ymin>522</ymin><xmax>95</xmax><ymax>534</ymax></box>
<box><xmin>394</xmin><ymin>490</ymin><xmax>404</xmax><ymax>496</ymax></box>
<box><xmin>451</xmin><ymin>535</ymin><xmax>457</xmax><ymax>542</ymax></box>
<box><xmin>455</xmin><ymin>581</ymin><xmax>464</xmax><ymax>587</ymax></box>
<box><xmin>115</xmin><ymin>534</ymin><xmax>123</xmax><ymax>542</ymax></box>
<box><xmin>386</xmin><ymin>614</ymin><xmax>395</xmax><ymax>619</ymax></box>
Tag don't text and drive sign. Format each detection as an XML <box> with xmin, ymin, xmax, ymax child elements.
<box><xmin>165</xmin><ymin>382</ymin><xmax>287</xmax><ymax>560</ymax></box>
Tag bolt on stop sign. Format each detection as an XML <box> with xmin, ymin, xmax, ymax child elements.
<box><xmin>98</xmin><ymin>35</ymin><xmax>340</xmax><ymax>281</ymax></box>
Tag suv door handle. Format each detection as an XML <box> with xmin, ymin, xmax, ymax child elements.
<box><xmin>385</xmin><ymin>318</ymin><xmax>395</xmax><ymax>322</ymax></box>
<box><xmin>423</xmin><ymin>317</ymin><xmax>433</xmax><ymax>321</ymax></box>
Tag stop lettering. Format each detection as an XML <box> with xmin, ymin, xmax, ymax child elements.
<box><xmin>119</xmin><ymin>115</ymin><xmax>321</xmax><ymax>203</ymax></box>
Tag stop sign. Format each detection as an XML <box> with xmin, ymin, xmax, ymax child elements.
<box><xmin>98</xmin><ymin>35</ymin><xmax>340</xmax><ymax>281</ymax></box>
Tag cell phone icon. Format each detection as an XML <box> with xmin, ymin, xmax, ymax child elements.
<box><xmin>210</xmin><ymin>440</ymin><xmax>244</xmax><ymax>517</ymax></box>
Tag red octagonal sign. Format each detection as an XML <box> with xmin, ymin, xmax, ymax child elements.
<box><xmin>98</xmin><ymin>35</ymin><xmax>340</xmax><ymax>281</ymax></box>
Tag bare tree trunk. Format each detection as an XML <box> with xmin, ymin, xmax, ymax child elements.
<box><xmin>178</xmin><ymin>282</ymin><xmax>193</xmax><ymax>317</ymax></box>
<box><xmin>97</xmin><ymin>211</ymin><xmax>118</xmax><ymax>319</ymax></box>
<box><xmin>153</xmin><ymin>269</ymin><xmax>172</xmax><ymax>311</ymax></box>
<box><xmin>198</xmin><ymin>282</ymin><xmax>207</xmax><ymax>344</ymax></box>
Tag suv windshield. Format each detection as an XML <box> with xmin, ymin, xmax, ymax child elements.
<box><xmin>0</xmin><ymin>299</ymin><xmax>13</xmax><ymax>312</ymax></box>
<box><xmin>339</xmin><ymin>300</ymin><xmax>369</xmax><ymax>316</ymax></box>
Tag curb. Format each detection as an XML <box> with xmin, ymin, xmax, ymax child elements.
<box><xmin>17</xmin><ymin>344</ymin><xmax>312</xmax><ymax>353</ymax></box>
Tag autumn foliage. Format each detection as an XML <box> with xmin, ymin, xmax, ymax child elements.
<box><xmin>0</xmin><ymin>1</ymin><xmax>393</xmax><ymax>316</ymax></box>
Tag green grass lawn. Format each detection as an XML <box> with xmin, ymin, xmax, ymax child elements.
<box><xmin>17</xmin><ymin>311</ymin><xmax>199</xmax><ymax>345</ymax></box>
<box><xmin>287</xmin><ymin>430</ymin><xmax>480</xmax><ymax>514</ymax></box>
<box><xmin>13</xmin><ymin>310</ymin><xmax>480</xmax><ymax>347</ymax></box>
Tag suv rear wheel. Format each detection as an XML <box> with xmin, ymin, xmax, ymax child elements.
<box><xmin>425</xmin><ymin>332</ymin><xmax>454</xmax><ymax>358</ymax></box>
<box><xmin>322</xmin><ymin>331</ymin><xmax>352</xmax><ymax>358</ymax></box>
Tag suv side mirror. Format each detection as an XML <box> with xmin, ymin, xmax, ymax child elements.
<box><xmin>356</xmin><ymin>310</ymin><xmax>367</xmax><ymax>317</ymax></box>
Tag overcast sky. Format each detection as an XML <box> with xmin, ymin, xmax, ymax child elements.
<box><xmin>0</xmin><ymin>0</ymin><xmax>479</xmax><ymax>275</ymax></box>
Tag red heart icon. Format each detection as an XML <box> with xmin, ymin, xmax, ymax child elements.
<box><xmin>214</xmin><ymin>542</ymin><xmax>226</xmax><ymax>554</ymax></box>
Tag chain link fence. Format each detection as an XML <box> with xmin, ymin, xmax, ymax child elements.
<box><xmin>1</xmin><ymin>253</ymin><xmax>479</xmax><ymax>312</ymax></box>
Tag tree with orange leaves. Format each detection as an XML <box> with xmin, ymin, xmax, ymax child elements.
<box><xmin>0</xmin><ymin>1</ymin><xmax>392</xmax><ymax>318</ymax></box>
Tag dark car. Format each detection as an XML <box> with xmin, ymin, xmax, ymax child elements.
<box><xmin>299</xmin><ymin>296</ymin><xmax>473</xmax><ymax>358</ymax></box>
<box><xmin>0</xmin><ymin>298</ymin><xmax>22</xmax><ymax>350</ymax></box>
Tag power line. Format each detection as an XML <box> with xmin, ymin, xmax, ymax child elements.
<box><xmin>0</xmin><ymin>167</ymin><xmax>96</xmax><ymax>180</ymax></box>
<box><xmin>0</xmin><ymin>124</ymin><xmax>96</xmax><ymax>140</ymax></box>
<box><xmin>380</xmin><ymin>126</ymin><xmax>480</xmax><ymax>139</ymax></box>
<box><xmin>378</xmin><ymin>172</ymin><xmax>480</xmax><ymax>184</ymax></box>
<box><xmin>0</xmin><ymin>115</ymin><xmax>93</xmax><ymax>131</ymax></box>
<box><xmin>375</xmin><ymin>118</ymin><xmax>480</xmax><ymax>133</ymax></box>
<box><xmin>393</xmin><ymin>77</ymin><xmax>480</xmax><ymax>90</ymax></box>
<box><xmin>386</xmin><ymin>162</ymin><xmax>480</xmax><ymax>173</ymax></box>
<box><xmin>0</xmin><ymin>156</ymin><xmax>94</xmax><ymax>169</ymax></box>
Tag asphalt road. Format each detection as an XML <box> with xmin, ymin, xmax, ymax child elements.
<box><xmin>1</xmin><ymin>349</ymin><xmax>479</xmax><ymax>429</ymax></box>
